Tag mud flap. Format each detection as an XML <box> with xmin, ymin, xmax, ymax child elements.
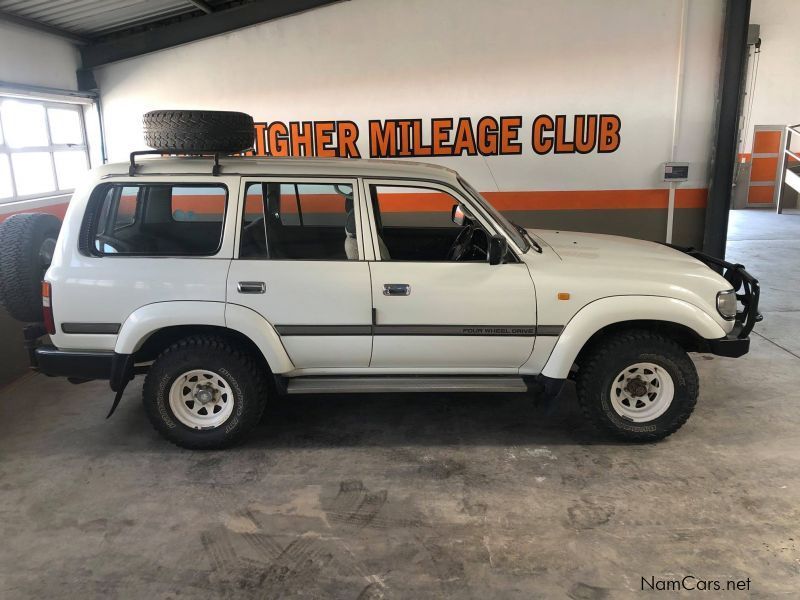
<box><xmin>106</xmin><ymin>353</ymin><xmax>135</xmax><ymax>419</ymax></box>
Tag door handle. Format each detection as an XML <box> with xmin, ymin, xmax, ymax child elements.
<box><xmin>238</xmin><ymin>281</ymin><xmax>266</xmax><ymax>294</ymax></box>
<box><xmin>383</xmin><ymin>283</ymin><xmax>410</xmax><ymax>296</ymax></box>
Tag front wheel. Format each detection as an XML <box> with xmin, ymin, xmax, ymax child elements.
<box><xmin>142</xmin><ymin>336</ymin><xmax>267</xmax><ymax>449</ymax></box>
<box><xmin>575</xmin><ymin>330</ymin><xmax>698</xmax><ymax>442</ymax></box>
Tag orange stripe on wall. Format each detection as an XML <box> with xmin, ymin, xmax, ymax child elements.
<box><xmin>0</xmin><ymin>202</ymin><xmax>68</xmax><ymax>223</ymax></box>
<box><xmin>484</xmin><ymin>188</ymin><xmax>707</xmax><ymax>211</ymax></box>
<box><xmin>0</xmin><ymin>188</ymin><xmax>709</xmax><ymax>224</ymax></box>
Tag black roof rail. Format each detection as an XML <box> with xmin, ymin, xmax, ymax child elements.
<box><xmin>128</xmin><ymin>149</ymin><xmax>254</xmax><ymax>177</ymax></box>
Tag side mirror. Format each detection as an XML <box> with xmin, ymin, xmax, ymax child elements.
<box><xmin>451</xmin><ymin>204</ymin><xmax>466</xmax><ymax>226</ymax></box>
<box><xmin>488</xmin><ymin>234</ymin><xmax>508</xmax><ymax>265</ymax></box>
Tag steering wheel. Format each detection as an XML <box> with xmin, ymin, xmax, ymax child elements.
<box><xmin>95</xmin><ymin>234</ymin><xmax>132</xmax><ymax>253</ymax></box>
<box><xmin>447</xmin><ymin>224</ymin><xmax>476</xmax><ymax>261</ymax></box>
<box><xmin>334</xmin><ymin>184</ymin><xmax>353</xmax><ymax>199</ymax></box>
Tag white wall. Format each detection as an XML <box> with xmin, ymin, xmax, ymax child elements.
<box><xmin>0</xmin><ymin>21</ymin><xmax>80</xmax><ymax>90</ymax></box>
<box><xmin>95</xmin><ymin>0</ymin><xmax>724</xmax><ymax>196</ymax></box>
<box><xmin>745</xmin><ymin>0</ymin><xmax>800</xmax><ymax>152</ymax></box>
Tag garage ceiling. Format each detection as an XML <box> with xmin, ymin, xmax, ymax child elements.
<box><xmin>0</xmin><ymin>0</ymin><xmax>345</xmax><ymax>71</ymax></box>
<box><xmin>0</xmin><ymin>0</ymin><xmax>237</xmax><ymax>41</ymax></box>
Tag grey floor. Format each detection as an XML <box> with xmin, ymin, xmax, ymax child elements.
<box><xmin>1</xmin><ymin>209</ymin><xmax>799</xmax><ymax>599</ymax></box>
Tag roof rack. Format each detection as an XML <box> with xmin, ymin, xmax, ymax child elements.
<box><xmin>129</xmin><ymin>150</ymin><xmax>250</xmax><ymax>177</ymax></box>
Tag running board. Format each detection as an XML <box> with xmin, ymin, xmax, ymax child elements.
<box><xmin>285</xmin><ymin>376</ymin><xmax>529</xmax><ymax>394</ymax></box>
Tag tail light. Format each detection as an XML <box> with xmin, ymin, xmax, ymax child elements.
<box><xmin>42</xmin><ymin>281</ymin><xmax>55</xmax><ymax>335</ymax></box>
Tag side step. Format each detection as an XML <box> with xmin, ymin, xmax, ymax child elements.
<box><xmin>285</xmin><ymin>376</ymin><xmax>529</xmax><ymax>394</ymax></box>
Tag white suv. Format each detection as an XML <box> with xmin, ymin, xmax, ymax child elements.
<box><xmin>0</xmin><ymin>112</ymin><xmax>760</xmax><ymax>449</ymax></box>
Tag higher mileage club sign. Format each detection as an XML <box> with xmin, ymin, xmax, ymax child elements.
<box><xmin>245</xmin><ymin>114</ymin><xmax>621</xmax><ymax>158</ymax></box>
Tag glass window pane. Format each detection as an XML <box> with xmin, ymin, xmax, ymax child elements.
<box><xmin>48</xmin><ymin>108</ymin><xmax>82</xmax><ymax>145</ymax></box>
<box><xmin>241</xmin><ymin>182</ymin><xmax>355</xmax><ymax>260</ymax></box>
<box><xmin>91</xmin><ymin>184</ymin><xmax>227</xmax><ymax>256</ymax></box>
<box><xmin>294</xmin><ymin>183</ymin><xmax>350</xmax><ymax>227</ymax></box>
<box><xmin>372</xmin><ymin>185</ymin><xmax>459</xmax><ymax>228</ymax></box>
<box><xmin>11</xmin><ymin>152</ymin><xmax>55</xmax><ymax>196</ymax></box>
<box><xmin>1</xmin><ymin>101</ymin><xmax>48</xmax><ymax>148</ymax></box>
<box><xmin>53</xmin><ymin>150</ymin><xmax>87</xmax><ymax>190</ymax></box>
<box><xmin>0</xmin><ymin>154</ymin><xmax>13</xmax><ymax>199</ymax></box>
<box><xmin>171</xmin><ymin>186</ymin><xmax>225</xmax><ymax>222</ymax></box>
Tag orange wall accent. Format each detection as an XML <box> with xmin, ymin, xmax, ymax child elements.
<box><xmin>0</xmin><ymin>187</ymin><xmax>709</xmax><ymax>225</ymax></box>
<box><xmin>748</xmin><ymin>185</ymin><xmax>774</xmax><ymax>204</ymax></box>
<box><xmin>0</xmin><ymin>203</ymin><xmax>68</xmax><ymax>224</ymax></box>
<box><xmin>750</xmin><ymin>156</ymin><xmax>779</xmax><ymax>181</ymax></box>
<box><xmin>484</xmin><ymin>188</ymin><xmax>707</xmax><ymax>211</ymax></box>
<box><xmin>753</xmin><ymin>130</ymin><xmax>782</xmax><ymax>154</ymax></box>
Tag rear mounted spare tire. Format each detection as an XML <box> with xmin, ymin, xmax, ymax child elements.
<box><xmin>143</xmin><ymin>110</ymin><xmax>254</xmax><ymax>153</ymax></box>
<box><xmin>0</xmin><ymin>213</ymin><xmax>61</xmax><ymax>323</ymax></box>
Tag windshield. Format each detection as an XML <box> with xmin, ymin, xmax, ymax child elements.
<box><xmin>458</xmin><ymin>177</ymin><xmax>530</xmax><ymax>252</ymax></box>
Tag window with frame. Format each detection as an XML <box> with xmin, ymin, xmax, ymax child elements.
<box><xmin>88</xmin><ymin>184</ymin><xmax>227</xmax><ymax>256</ymax></box>
<box><xmin>0</xmin><ymin>97</ymin><xmax>90</xmax><ymax>202</ymax></box>
<box><xmin>368</xmin><ymin>184</ymin><xmax>489</xmax><ymax>262</ymax></box>
<box><xmin>239</xmin><ymin>182</ymin><xmax>358</xmax><ymax>260</ymax></box>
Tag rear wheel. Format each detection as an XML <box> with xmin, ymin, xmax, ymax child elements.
<box><xmin>142</xmin><ymin>336</ymin><xmax>267</xmax><ymax>449</ymax></box>
<box><xmin>576</xmin><ymin>330</ymin><xmax>698</xmax><ymax>442</ymax></box>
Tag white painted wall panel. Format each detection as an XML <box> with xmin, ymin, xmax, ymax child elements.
<box><xmin>0</xmin><ymin>22</ymin><xmax>80</xmax><ymax>90</ymax></box>
<box><xmin>95</xmin><ymin>0</ymin><xmax>724</xmax><ymax>193</ymax></box>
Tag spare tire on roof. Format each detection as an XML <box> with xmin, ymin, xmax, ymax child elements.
<box><xmin>143</xmin><ymin>110</ymin><xmax>254</xmax><ymax>153</ymax></box>
<box><xmin>0</xmin><ymin>213</ymin><xmax>61</xmax><ymax>323</ymax></box>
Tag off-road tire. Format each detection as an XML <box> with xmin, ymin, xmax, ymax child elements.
<box><xmin>575</xmin><ymin>330</ymin><xmax>699</xmax><ymax>442</ymax></box>
<box><xmin>142</xmin><ymin>110</ymin><xmax>254</xmax><ymax>153</ymax></box>
<box><xmin>0</xmin><ymin>213</ymin><xmax>61</xmax><ymax>322</ymax></box>
<box><xmin>142</xmin><ymin>335</ymin><xmax>267</xmax><ymax>449</ymax></box>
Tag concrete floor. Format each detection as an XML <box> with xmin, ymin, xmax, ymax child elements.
<box><xmin>1</xmin><ymin>210</ymin><xmax>799</xmax><ymax>599</ymax></box>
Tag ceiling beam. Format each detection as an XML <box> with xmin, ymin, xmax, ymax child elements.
<box><xmin>0</xmin><ymin>9</ymin><xmax>89</xmax><ymax>44</ymax></box>
<box><xmin>81</xmin><ymin>0</ymin><xmax>346</xmax><ymax>69</ymax></box>
<box><xmin>186</xmin><ymin>0</ymin><xmax>214</xmax><ymax>15</ymax></box>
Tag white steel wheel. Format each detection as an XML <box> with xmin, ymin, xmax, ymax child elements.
<box><xmin>168</xmin><ymin>369</ymin><xmax>234</xmax><ymax>429</ymax></box>
<box><xmin>609</xmin><ymin>362</ymin><xmax>675</xmax><ymax>423</ymax></box>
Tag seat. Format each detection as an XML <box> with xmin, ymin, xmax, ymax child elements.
<box><xmin>344</xmin><ymin>209</ymin><xmax>358</xmax><ymax>260</ymax></box>
<box><xmin>263</xmin><ymin>183</ymin><xmax>289</xmax><ymax>259</ymax></box>
<box><xmin>343</xmin><ymin>195</ymin><xmax>359</xmax><ymax>260</ymax></box>
<box><xmin>345</xmin><ymin>195</ymin><xmax>391</xmax><ymax>260</ymax></box>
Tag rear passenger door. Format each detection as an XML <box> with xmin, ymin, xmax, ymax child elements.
<box><xmin>227</xmin><ymin>178</ymin><xmax>373</xmax><ymax>369</ymax></box>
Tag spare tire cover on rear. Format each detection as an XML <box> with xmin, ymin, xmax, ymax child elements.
<box><xmin>0</xmin><ymin>213</ymin><xmax>61</xmax><ymax>323</ymax></box>
<box><xmin>143</xmin><ymin>110</ymin><xmax>254</xmax><ymax>153</ymax></box>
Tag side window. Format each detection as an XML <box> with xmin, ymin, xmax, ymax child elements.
<box><xmin>239</xmin><ymin>181</ymin><xmax>357</xmax><ymax>260</ymax></box>
<box><xmin>369</xmin><ymin>184</ymin><xmax>484</xmax><ymax>262</ymax></box>
<box><xmin>87</xmin><ymin>183</ymin><xmax>226</xmax><ymax>256</ymax></box>
<box><xmin>371</xmin><ymin>185</ymin><xmax>460</xmax><ymax>229</ymax></box>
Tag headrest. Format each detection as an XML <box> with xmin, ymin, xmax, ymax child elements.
<box><xmin>345</xmin><ymin>196</ymin><xmax>353</xmax><ymax>213</ymax></box>
<box><xmin>345</xmin><ymin>210</ymin><xmax>356</xmax><ymax>238</ymax></box>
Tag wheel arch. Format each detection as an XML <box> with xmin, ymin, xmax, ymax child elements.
<box><xmin>115</xmin><ymin>301</ymin><xmax>294</xmax><ymax>374</ymax></box>
<box><xmin>540</xmin><ymin>296</ymin><xmax>727</xmax><ymax>379</ymax></box>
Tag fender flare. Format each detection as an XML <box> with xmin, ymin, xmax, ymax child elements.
<box><xmin>114</xmin><ymin>301</ymin><xmax>294</xmax><ymax>374</ymax></box>
<box><xmin>225</xmin><ymin>303</ymin><xmax>294</xmax><ymax>374</ymax></box>
<box><xmin>540</xmin><ymin>296</ymin><xmax>727</xmax><ymax>379</ymax></box>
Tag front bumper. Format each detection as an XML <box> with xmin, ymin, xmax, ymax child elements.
<box><xmin>708</xmin><ymin>333</ymin><xmax>750</xmax><ymax>358</ymax></box>
<box><xmin>666</xmin><ymin>244</ymin><xmax>762</xmax><ymax>358</ymax></box>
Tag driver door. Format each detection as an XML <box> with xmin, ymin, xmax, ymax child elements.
<box><xmin>363</xmin><ymin>179</ymin><xmax>537</xmax><ymax>370</ymax></box>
